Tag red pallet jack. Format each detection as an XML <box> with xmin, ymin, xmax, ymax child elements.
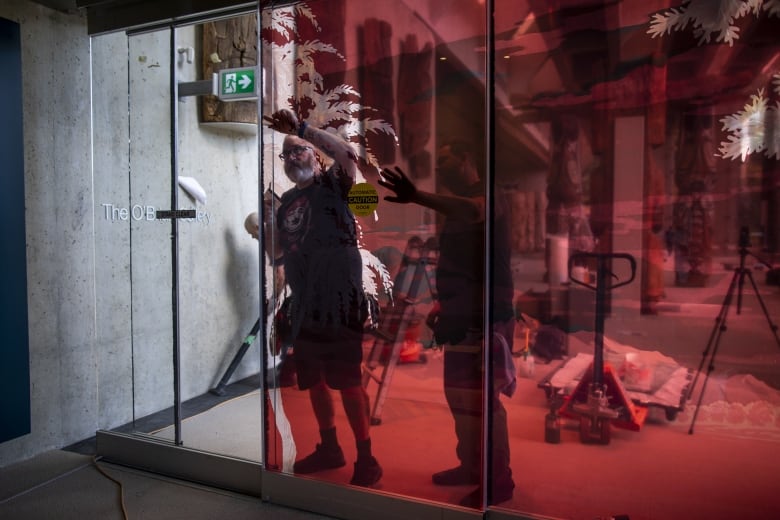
<box><xmin>558</xmin><ymin>252</ymin><xmax>648</xmax><ymax>444</ymax></box>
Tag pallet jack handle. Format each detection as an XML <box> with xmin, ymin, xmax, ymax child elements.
<box><xmin>558</xmin><ymin>252</ymin><xmax>647</xmax><ymax>443</ymax></box>
<box><xmin>567</xmin><ymin>252</ymin><xmax>636</xmax><ymax>384</ymax></box>
<box><xmin>568</xmin><ymin>252</ymin><xmax>636</xmax><ymax>292</ymax></box>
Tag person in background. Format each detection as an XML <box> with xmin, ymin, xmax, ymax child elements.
<box><xmin>262</xmin><ymin>108</ymin><xmax>381</xmax><ymax>487</ymax></box>
<box><xmin>244</xmin><ymin>211</ymin><xmax>260</xmax><ymax>240</ymax></box>
<box><xmin>379</xmin><ymin>139</ymin><xmax>516</xmax><ymax>507</ymax></box>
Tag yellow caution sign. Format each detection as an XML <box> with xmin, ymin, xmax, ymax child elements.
<box><xmin>347</xmin><ymin>182</ymin><xmax>379</xmax><ymax>217</ymax></box>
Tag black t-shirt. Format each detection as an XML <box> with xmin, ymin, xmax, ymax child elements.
<box><xmin>434</xmin><ymin>183</ymin><xmax>515</xmax><ymax>344</ymax></box>
<box><xmin>276</xmin><ymin>165</ymin><xmax>365</xmax><ymax>335</ymax></box>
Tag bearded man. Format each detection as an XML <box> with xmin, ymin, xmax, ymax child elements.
<box><xmin>262</xmin><ymin>109</ymin><xmax>381</xmax><ymax>487</ymax></box>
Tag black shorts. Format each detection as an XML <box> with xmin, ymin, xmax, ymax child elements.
<box><xmin>294</xmin><ymin>324</ymin><xmax>364</xmax><ymax>390</ymax></box>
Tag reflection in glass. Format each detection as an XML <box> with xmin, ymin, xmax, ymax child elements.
<box><xmin>263</xmin><ymin>107</ymin><xmax>384</xmax><ymax>487</ymax></box>
<box><xmin>494</xmin><ymin>0</ymin><xmax>780</xmax><ymax>518</ymax></box>
<box><xmin>261</xmin><ymin>0</ymin><xmax>494</xmax><ymax>508</ymax></box>
<box><xmin>379</xmin><ymin>136</ymin><xmax>517</xmax><ymax>509</ymax></box>
<box><xmin>91</xmin><ymin>0</ymin><xmax>780</xmax><ymax>517</ymax></box>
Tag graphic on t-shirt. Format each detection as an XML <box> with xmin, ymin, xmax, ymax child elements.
<box><xmin>282</xmin><ymin>195</ymin><xmax>311</xmax><ymax>249</ymax></box>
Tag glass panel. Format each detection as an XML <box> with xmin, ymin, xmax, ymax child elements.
<box><xmin>174</xmin><ymin>16</ymin><xmax>263</xmax><ymax>461</ymax></box>
<box><xmin>92</xmin><ymin>28</ymin><xmax>176</xmax><ymax>438</ymax></box>
<box><xmin>92</xmin><ymin>14</ymin><xmax>266</xmax><ymax>464</ymax></box>
<box><xmin>261</xmin><ymin>0</ymin><xmax>491</xmax><ymax>507</ymax></box>
<box><xmin>494</xmin><ymin>0</ymin><xmax>780</xmax><ymax>518</ymax></box>
<box><xmin>125</xmin><ymin>29</ymin><xmax>179</xmax><ymax>438</ymax></box>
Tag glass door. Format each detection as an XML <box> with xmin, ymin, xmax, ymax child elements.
<box><xmin>92</xmin><ymin>11</ymin><xmax>266</xmax><ymax>466</ymax></box>
<box><xmin>174</xmin><ymin>14</ymin><xmax>264</xmax><ymax>462</ymax></box>
<box><xmin>92</xmin><ymin>27</ymin><xmax>177</xmax><ymax>442</ymax></box>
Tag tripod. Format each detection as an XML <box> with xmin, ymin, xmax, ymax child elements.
<box><xmin>687</xmin><ymin>244</ymin><xmax>780</xmax><ymax>434</ymax></box>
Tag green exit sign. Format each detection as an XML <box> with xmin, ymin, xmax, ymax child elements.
<box><xmin>218</xmin><ymin>67</ymin><xmax>258</xmax><ymax>101</ymax></box>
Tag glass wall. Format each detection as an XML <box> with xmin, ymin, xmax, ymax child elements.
<box><xmin>261</xmin><ymin>0</ymin><xmax>780</xmax><ymax>518</ymax></box>
<box><xmin>89</xmin><ymin>0</ymin><xmax>780</xmax><ymax>518</ymax></box>
<box><xmin>260</xmin><ymin>0</ymin><xmax>492</xmax><ymax>508</ymax></box>
<box><xmin>491</xmin><ymin>1</ymin><xmax>780</xmax><ymax>518</ymax></box>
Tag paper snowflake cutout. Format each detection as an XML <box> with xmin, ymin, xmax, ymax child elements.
<box><xmin>717</xmin><ymin>76</ymin><xmax>780</xmax><ymax>161</ymax></box>
<box><xmin>648</xmin><ymin>0</ymin><xmax>780</xmax><ymax>46</ymax></box>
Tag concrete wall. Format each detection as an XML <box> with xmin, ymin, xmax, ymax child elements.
<box><xmin>0</xmin><ymin>0</ymin><xmax>95</xmax><ymax>465</ymax></box>
<box><xmin>0</xmin><ymin>0</ymin><xmax>263</xmax><ymax>467</ymax></box>
<box><xmin>110</xmin><ymin>25</ymin><xmax>262</xmax><ymax>420</ymax></box>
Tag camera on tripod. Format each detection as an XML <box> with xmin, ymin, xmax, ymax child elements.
<box><xmin>739</xmin><ymin>226</ymin><xmax>751</xmax><ymax>249</ymax></box>
<box><xmin>686</xmin><ymin>224</ymin><xmax>780</xmax><ymax>435</ymax></box>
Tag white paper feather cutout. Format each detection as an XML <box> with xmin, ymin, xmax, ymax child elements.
<box><xmin>178</xmin><ymin>176</ymin><xmax>207</xmax><ymax>204</ymax></box>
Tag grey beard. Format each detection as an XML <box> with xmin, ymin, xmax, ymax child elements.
<box><xmin>285</xmin><ymin>164</ymin><xmax>314</xmax><ymax>185</ymax></box>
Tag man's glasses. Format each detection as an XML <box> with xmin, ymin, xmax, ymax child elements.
<box><xmin>279</xmin><ymin>145</ymin><xmax>312</xmax><ymax>160</ymax></box>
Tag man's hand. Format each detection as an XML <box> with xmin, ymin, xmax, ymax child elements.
<box><xmin>379</xmin><ymin>166</ymin><xmax>417</xmax><ymax>204</ymax></box>
<box><xmin>263</xmin><ymin>108</ymin><xmax>298</xmax><ymax>135</ymax></box>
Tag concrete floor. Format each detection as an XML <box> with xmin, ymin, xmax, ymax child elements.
<box><xmin>0</xmin><ymin>449</ymin><xmax>337</xmax><ymax>520</ymax></box>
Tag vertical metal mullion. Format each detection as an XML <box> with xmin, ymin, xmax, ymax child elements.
<box><xmin>483</xmin><ymin>0</ymin><xmax>496</xmax><ymax>508</ymax></box>
<box><xmin>257</xmin><ymin>5</ymin><xmax>270</xmax><ymax>467</ymax></box>
<box><xmin>126</xmin><ymin>31</ymin><xmax>137</xmax><ymax>428</ymax></box>
<box><xmin>170</xmin><ymin>26</ymin><xmax>183</xmax><ymax>446</ymax></box>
